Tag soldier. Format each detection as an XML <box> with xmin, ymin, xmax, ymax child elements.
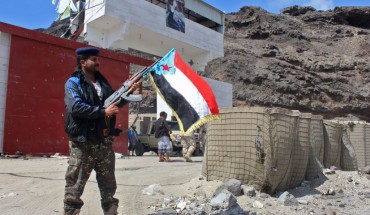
<box><xmin>181</xmin><ymin>132</ymin><xmax>196</xmax><ymax>162</ymax></box>
<box><xmin>63</xmin><ymin>47</ymin><xmax>139</xmax><ymax>215</ymax></box>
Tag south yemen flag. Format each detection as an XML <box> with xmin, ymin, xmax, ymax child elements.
<box><xmin>148</xmin><ymin>48</ymin><xmax>220</xmax><ymax>135</ymax></box>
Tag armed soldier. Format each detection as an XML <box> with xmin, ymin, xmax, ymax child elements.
<box><xmin>63</xmin><ymin>47</ymin><xmax>139</xmax><ymax>215</ymax></box>
<box><xmin>181</xmin><ymin>132</ymin><xmax>196</xmax><ymax>162</ymax></box>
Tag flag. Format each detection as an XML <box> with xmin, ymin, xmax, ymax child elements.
<box><xmin>55</xmin><ymin>0</ymin><xmax>78</xmax><ymax>20</ymax></box>
<box><xmin>58</xmin><ymin>4</ymin><xmax>71</xmax><ymax>20</ymax></box>
<box><xmin>148</xmin><ymin>49</ymin><xmax>220</xmax><ymax>135</ymax></box>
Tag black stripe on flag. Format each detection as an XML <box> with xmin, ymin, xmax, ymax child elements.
<box><xmin>152</xmin><ymin>72</ymin><xmax>200</xmax><ymax>131</ymax></box>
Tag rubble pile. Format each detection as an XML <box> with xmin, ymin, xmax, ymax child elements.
<box><xmin>148</xmin><ymin>169</ymin><xmax>370</xmax><ymax>215</ymax></box>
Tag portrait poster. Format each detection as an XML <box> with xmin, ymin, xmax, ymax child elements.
<box><xmin>166</xmin><ymin>0</ymin><xmax>185</xmax><ymax>33</ymax></box>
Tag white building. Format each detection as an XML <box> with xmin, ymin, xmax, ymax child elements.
<box><xmin>84</xmin><ymin>0</ymin><xmax>225</xmax><ymax>71</ymax></box>
<box><xmin>82</xmin><ymin>0</ymin><xmax>230</xmax><ymax>122</ymax></box>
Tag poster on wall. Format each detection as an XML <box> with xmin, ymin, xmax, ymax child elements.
<box><xmin>166</xmin><ymin>0</ymin><xmax>185</xmax><ymax>33</ymax></box>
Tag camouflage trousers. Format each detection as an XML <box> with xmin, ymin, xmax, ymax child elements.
<box><xmin>181</xmin><ymin>136</ymin><xmax>196</xmax><ymax>159</ymax></box>
<box><xmin>64</xmin><ymin>137</ymin><xmax>118</xmax><ymax>213</ymax></box>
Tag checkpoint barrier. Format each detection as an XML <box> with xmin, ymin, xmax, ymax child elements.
<box><xmin>202</xmin><ymin>107</ymin><xmax>367</xmax><ymax>193</ymax></box>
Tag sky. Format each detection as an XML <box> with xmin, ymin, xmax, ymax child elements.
<box><xmin>0</xmin><ymin>0</ymin><xmax>368</xmax><ymax>30</ymax></box>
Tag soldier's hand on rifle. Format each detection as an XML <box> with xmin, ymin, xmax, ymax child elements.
<box><xmin>105</xmin><ymin>101</ymin><xmax>120</xmax><ymax>117</ymax></box>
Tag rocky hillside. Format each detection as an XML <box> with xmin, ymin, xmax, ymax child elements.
<box><xmin>35</xmin><ymin>19</ymin><xmax>69</xmax><ymax>37</ymax></box>
<box><xmin>200</xmin><ymin>6</ymin><xmax>370</xmax><ymax>121</ymax></box>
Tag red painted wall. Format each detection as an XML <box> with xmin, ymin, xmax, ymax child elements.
<box><xmin>0</xmin><ymin>22</ymin><xmax>152</xmax><ymax>156</ymax></box>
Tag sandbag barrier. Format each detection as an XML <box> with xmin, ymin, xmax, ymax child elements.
<box><xmin>203</xmin><ymin>107</ymin><xmax>270</xmax><ymax>190</ymax></box>
<box><xmin>306</xmin><ymin>114</ymin><xmax>324</xmax><ymax>180</ymax></box>
<box><xmin>323</xmin><ymin>121</ymin><xmax>343</xmax><ymax>168</ymax></box>
<box><xmin>202</xmin><ymin>107</ymin><xmax>368</xmax><ymax>194</ymax></box>
<box><xmin>341</xmin><ymin>122</ymin><xmax>370</xmax><ymax>169</ymax></box>
<box><xmin>267</xmin><ymin>108</ymin><xmax>301</xmax><ymax>192</ymax></box>
<box><xmin>340</xmin><ymin>126</ymin><xmax>358</xmax><ymax>171</ymax></box>
<box><xmin>287</xmin><ymin>112</ymin><xmax>310</xmax><ymax>189</ymax></box>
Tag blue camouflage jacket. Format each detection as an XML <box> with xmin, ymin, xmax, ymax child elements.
<box><xmin>64</xmin><ymin>67</ymin><xmax>127</xmax><ymax>143</ymax></box>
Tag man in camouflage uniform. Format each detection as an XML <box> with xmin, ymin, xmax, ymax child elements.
<box><xmin>64</xmin><ymin>47</ymin><xmax>139</xmax><ymax>215</ymax></box>
<box><xmin>181</xmin><ymin>133</ymin><xmax>196</xmax><ymax>162</ymax></box>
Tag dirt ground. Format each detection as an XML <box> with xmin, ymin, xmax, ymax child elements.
<box><xmin>0</xmin><ymin>153</ymin><xmax>207</xmax><ymax>215</ymax></box>
<box><xmin>1</xmin><ymin>153</ymin><xmax>370</xmax><ymax>215</ymax></box>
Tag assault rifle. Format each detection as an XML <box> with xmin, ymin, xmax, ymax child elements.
<box><xmin>103</xmin><ymin>59</ymin><xmax>159</xmax><ymax>108</ymax></box>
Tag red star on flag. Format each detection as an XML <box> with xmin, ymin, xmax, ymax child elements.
<box><xmin>162</xmin><ymin>64</ymin><xmax>171</xmax><ymax>71</ymax></box>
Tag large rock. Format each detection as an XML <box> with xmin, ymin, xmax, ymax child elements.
<box><xmin>278</xmin><ymin>191</ymin><xmax>299</xmax><ymax>206</ymax></box>
<box><xmin>281</xmin><ymin>5</ymin><xmax>316</xmax><ymax>16</ymax></box>
<box><xmin>210</xmin><ymin>189</ymin><xmax>237</xmax><ymax>209</ymax></box>
<box><xmin>241</xmin><ymin>185</ymin><xmax>256</xmax><ymax>197</ymax></box>
<box><xmin>361</xmin><ymin>166</ymin><xmax>370</xmax><ymax>174</ymax></box>
<box><xmin>209</xmin><ymin>189</ymin><xmax>245</xmax><ymax>215</ymax></box>
<box><xmin>213</xmin><ymin>179</ymin><xmax>242</xmax><ymax>197</ymax></box>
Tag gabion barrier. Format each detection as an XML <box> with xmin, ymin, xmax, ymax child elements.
<box><xmin>202</xmin><ymin>107</ymin><xmax>365</xmax><ymax>193</ymax></box>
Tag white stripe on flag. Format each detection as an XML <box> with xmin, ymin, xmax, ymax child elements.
<box><xmin>163</xmin><ymin>67</ymin><xmax>211</xmax><ymax>117</ymax></box>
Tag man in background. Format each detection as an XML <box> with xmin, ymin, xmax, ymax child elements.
<box><xmin>155</xmin><ymin>111</ymin><xmax>173</xmax><ymax>162</ymax></box>
<box><xmin>127</xmin><ymin>125</ymin><xmax>139</xmax><ymax>156</ymax></box>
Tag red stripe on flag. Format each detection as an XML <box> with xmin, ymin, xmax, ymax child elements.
<box><xmin>174</xmin><ymin>52</ymin><xmax>219</xmax><ymax>114</ymax></box>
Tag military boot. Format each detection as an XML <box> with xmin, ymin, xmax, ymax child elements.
<box><xmin>184</xmin><ymin>145</ymin><xmax>195</xmax><ymax>162</ymax></box>
<box><xmin>104</xmin><ymin>204</ymin><xmax>118</xmax><ymax>215</ymax></box>
<box><xmin>184</xmin><ymin>155</ymin><xmax>192</xmax><ymax>162</ymax></box>
<box><xmin>64</xmin><ymin>209</ymin><xmax>80</xmax><ymax>215</ymax></box>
